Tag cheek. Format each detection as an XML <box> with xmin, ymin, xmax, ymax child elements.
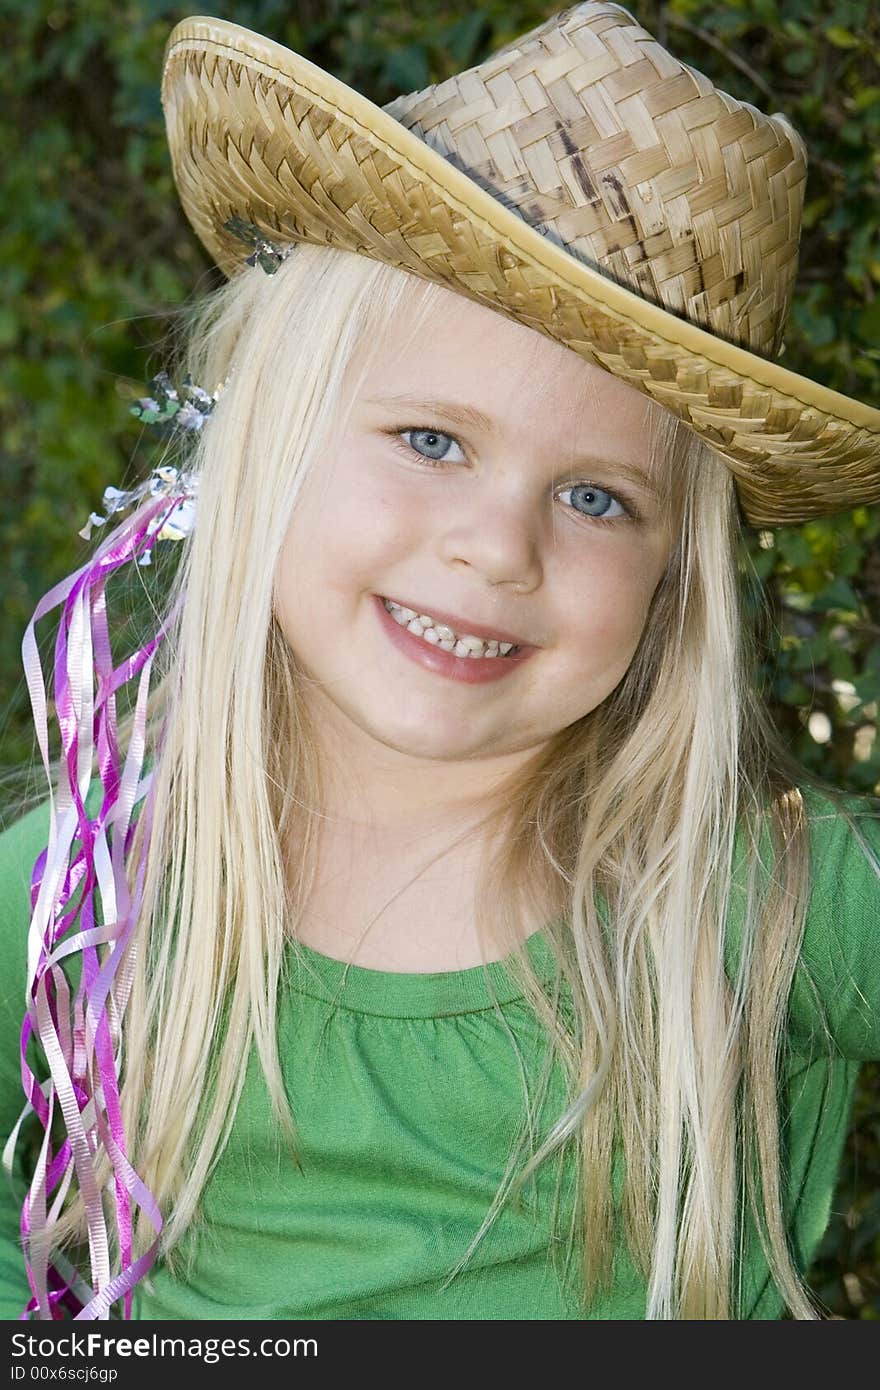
<box><xmin>273</xmin><ymin>463</ymin><xmax>418</xmax><ymax>616</ymax></box>
<box><xmin>561</xmin><ymin>559</ymin><xmax>656</xmax><ymax>648</ymax></box>
<box><xmin>322</xmin><ymin>488</ymin><xmax>419</xmax><ymax>593</ymax></box>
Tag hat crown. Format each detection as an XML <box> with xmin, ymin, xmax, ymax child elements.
<box><xmin>383</xmin><ymin>1</ymin><xmax>808</xmax><ymax>359</ymax></box>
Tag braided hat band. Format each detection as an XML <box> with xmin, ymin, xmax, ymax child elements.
<box><xmin>160</xmin><ymin>1</ymin><xmax>880</xmax><ymax>527</ymax></box>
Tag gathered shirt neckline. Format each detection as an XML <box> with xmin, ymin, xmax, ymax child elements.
<box><xmin>283</xmin><ymin>927</ymin><xmax>561</xmax><ymax>1018</ymax></box>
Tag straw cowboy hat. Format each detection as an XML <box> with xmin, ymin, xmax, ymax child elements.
<box><xmin>160</xmin><ymin>1</ymin><xmax>880</xmax><ymax>527</ymax></box>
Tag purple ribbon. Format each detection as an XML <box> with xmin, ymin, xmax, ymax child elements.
<box><xmin>12</xmin><ymin>491</ymin><xmax>185</xmax><ymax>1319</ymax></box>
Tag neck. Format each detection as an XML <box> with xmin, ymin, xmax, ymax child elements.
<box><xmin>312</xmin><ymin>725</ymin><xmax>538</xmax><ymax>842</ymax></box>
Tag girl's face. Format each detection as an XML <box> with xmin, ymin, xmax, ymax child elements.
<box><xmin>274</xmin><ymin>286</ymin><xmax>675</xmax><ymax>788</ymax></box>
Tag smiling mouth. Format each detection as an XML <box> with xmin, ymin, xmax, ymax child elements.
<box><xmin>380</xmin><ymin>597</ymin><xmax>522</xmax><ymax>659</ymax></box>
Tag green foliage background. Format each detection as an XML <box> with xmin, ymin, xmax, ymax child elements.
<box><xmin>1</xmin><ymin>0</ymin><xmax>878</xmax><ymax>1317</ymax></box>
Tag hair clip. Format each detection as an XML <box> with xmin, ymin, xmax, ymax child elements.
<box><xmin>223</xmin><ymin>215</ymin><xmax>293</xmax><ymax>274</ymax></box>
<box><xmin>76</xmin><ymin>368</ymin><xmax>226</xmax><ymax>554</ymax></box>
<box><xmin>78</xmin><ymin>464</ymin><xmax>199</xmax><ymax>562</ymax></box>
<box><xmin>129</xmin><ymin>369</ymin><xmax>226</xmax><ymax>435</ymax></box>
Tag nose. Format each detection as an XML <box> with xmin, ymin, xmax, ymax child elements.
<box><xmin>436</xmin><ymin>479</ymin><xmax>543</xmax><ymax>593</ymax></box>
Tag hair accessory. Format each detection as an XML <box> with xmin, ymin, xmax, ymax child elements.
<box><xmin>161</xmin><ymin>1</ymin><xmax>880</xmax><ymax>525</ymax></box>
<box><xmin>10</xmin><ymin>367</ymin><xmax>228</xmax><ymax>1318</ymax></box>
<box><xmin>223</xmin><ymin>215</ymin><xmax>293</xmax><ymax>274</ymax></box>
<box><xmin>78</xmin><ymin>465</ymin><xmax>199</xmax><ymax>558</ymax></box>
<box><xmin>14</xmin><ymin>489</ymin><xmax>183</xmax><ymax>1318</ymax></box>
<box><xmin>129</xmin><ymin>369</ymin><xmax>224</xmax><ymax>435</ymax></box>
<box><xmin>77</xmin><ymin>366</ymin><xmax>228</xmax><ymax>553</ymax></box>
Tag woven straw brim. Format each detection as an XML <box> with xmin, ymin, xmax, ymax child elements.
<box><xmin>162</xmin><ymin>17</ymin><xmax>880</xmax><ymax>527</ymax></box>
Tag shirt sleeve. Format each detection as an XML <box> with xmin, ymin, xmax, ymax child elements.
<box><xmin>786</xmin><ymin>785</ymin><xmax>880</xmax><ymax>1061</ymax></box>
<box><xmin>0</xmin><ymin>796</ymin><xmax>53</xmax><ymax>1319</ymax></box>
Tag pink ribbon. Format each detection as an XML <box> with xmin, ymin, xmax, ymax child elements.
<box><xmin>12</xmin><ymin>492</ymin><xmax>185</xmax><ymax>1318</ymax></box>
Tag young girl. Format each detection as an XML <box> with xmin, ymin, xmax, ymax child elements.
<box><xmin>2</xmin><ymin>1</ymin><xmax>880</xmax><ymax>1322</ymax></box>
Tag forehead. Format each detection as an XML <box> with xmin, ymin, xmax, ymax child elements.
<box><xmin>353</xmin><ymin>284</ymin><xmax>662</xmax><ymax>469</ymax></box>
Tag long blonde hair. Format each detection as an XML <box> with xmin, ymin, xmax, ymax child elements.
<box><xmin>31</xmin><ymin>241</ymin><xmax>876</xmax><ymax>1318</ymax></box>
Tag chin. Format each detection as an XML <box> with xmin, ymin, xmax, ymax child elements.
<box><xmin>371</xmin><ymin>721</ymin><xmax>482</xmax><ymax>762</ymax></box>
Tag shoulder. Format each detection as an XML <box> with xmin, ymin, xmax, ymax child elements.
<box><xmin>0</xmin><ymin>782</ymin><xmax>105</xmax><ymax>991</ymax></box>
<box><xmin>0</xmin><ymin>771</ymin><xmax>124</xmax><ymax>906</ymax></box>
<box><xmin>0</xmin><ymin>794</ymin><xmax>58</xmax><ymax>1012</ymax></box>
<box><xmin>727</xmin><ymin>781</ymin><xmax>880</xmax><ymax>1060</ymax></box>
<box><xmin>798</xmin><ymin>783</ymin><xmax>880</xmax><ymax>911</ymax></box>
<box><xmin>788</xmin><ymin>783</ymin><xmax>880</xmax><ymax>1059</ymax></box>
<box><xmin>0</xmin><ymin>794</ymin><xmax>53</xmax><ymax>930</ymax></box>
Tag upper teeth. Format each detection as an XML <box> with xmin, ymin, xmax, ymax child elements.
<box><xmin>383</xmin><ymin>599</ymin><xmax>517</xmax><ymax>659</ymax></box>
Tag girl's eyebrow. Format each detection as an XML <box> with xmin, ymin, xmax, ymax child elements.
<box><xmin>364</xmin><ymin>392</ymin><xmax>497</xmax><ymax>436</ymax></box>
<box><xmin>364</xmin><ymin>391</ymin><xmax>661</xmax><ymax>499</ymax></box>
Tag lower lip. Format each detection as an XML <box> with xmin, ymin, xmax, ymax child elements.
<box><xmin>372</xmin><ymin>595</ymin><xmax>536</xmax><ymax>685</ymax></box>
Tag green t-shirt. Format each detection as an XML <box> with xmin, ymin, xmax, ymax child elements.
<box><xmin>0</xmin><ymin>783</ymin><xmax>877</xmax><ymax>1320</ymax></box>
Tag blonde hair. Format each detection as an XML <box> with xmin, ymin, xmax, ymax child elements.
<box><xmin>30</xmin><ymin>242</ymin><xmax>876</xmax><ymax>1318</ymax></box>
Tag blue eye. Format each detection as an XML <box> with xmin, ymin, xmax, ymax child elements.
<box><xmin>401</xmin><ymin>428</ymin><xmax>466</xmax><ymax>464</ymax></box>
<box><xmin>394</xmin><ymin>428</ymin><xmax>635</xmax><ymax>524</ymax></box>
<box><xmin>557</xmin><ymin>483</ymin><xmax>629</xmax><ymax>523</ymax></box>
